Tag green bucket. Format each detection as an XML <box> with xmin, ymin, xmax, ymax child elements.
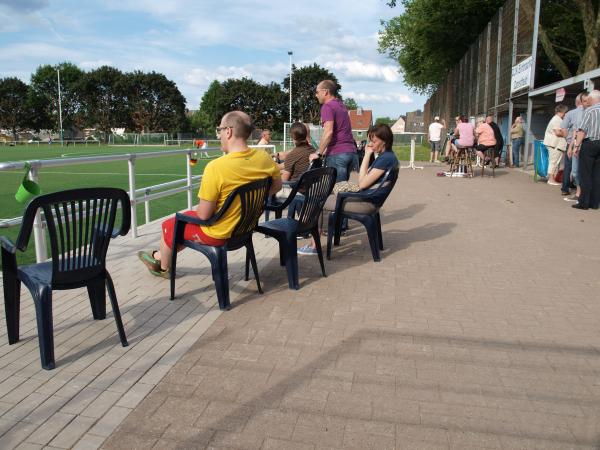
<box><xmin>15</xmin><ymin>163</ymin><xmax>41</xmax><ymax>204</ymax></box>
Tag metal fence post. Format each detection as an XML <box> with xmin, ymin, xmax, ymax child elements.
<box><xmin>29</xmin><ymin>163</ymin><xmax>48</xmax><ymax>262</ymax></box>
<box><xmin>128</xmin><ymin>155</ymin><xmax>138</xmax><ymax>238</ymax></box>
<box><xmin>186</xmin><ymin>152</ymin><xmax>193</xmax><ymax>210</ymax></box>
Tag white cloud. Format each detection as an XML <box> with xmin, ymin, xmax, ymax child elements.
<box><xmin>323</xmin><ymin>60</ymin><xmax>400</xmax><ymax>83</ymax></box>
<box><xmin>345</xmin><ymin>91</ymin><xmax>413</xmax><ymax>104</ymax></box>
<box><xmin>79</xmin><ymin>60</ymin><xmax>113</xmax><ymax>69</ymax></box>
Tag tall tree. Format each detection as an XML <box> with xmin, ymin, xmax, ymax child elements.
<box><xmin>521</xmin><ymin>0</ymin><xmax>600</xmax><ymax>84</ymax></box>
<box><xmin>30</xmin><ymin>62</ymin><xmax>85</xmax><ymax>133</ymax></box>
<box><xmin>379</xmin><ymin>0</ymin><xmax>504</xmax><ymax>94</ymax></box>
<box><xmin>208</xmin><ymin>78</ymin><xmax>285</xmax><ymax>131</ymax></box>
<box><xmin>197</xmin><ymin>80</ymin><xmax>224</xmax><ymax>136</ymax></box>
<box><xmin>0</xmin><ymin>77</ymin><xmax>32</xmax><ymax>140</ymax></box>
<box><xmin>78</xmin><ymin>66</ymin><xmax>127</xmax><ymax>140</ymax></box>
<box><xmin>122</xmin><ymin>71</ymin><xmax>187</xmax><ymax>132</ymax></box>
<box><xmin>282</xmin><ymin>64</ymin><xmax>340</xmax><ymax>124</ymax></box>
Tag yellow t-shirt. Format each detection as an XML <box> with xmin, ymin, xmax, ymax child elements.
<box><xmin>198</xmin><ymin>148</ymin><xmax>280</xmax><ymax>239</ymax></box>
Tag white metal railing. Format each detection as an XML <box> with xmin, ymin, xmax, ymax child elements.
<box><xmin>0</xmin><ymin>144</ymin><xmax>276</xmax><ymax>262</ymax></box>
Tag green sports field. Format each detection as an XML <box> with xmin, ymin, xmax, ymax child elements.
<box><xmin>0</xmin><ymin>142</ymin><xmax>426</xmax><ymax>265</ymax></box>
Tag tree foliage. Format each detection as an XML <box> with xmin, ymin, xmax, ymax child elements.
<box><xmin>78</xmin><ymin>66</ymin><xmax>127</xmax><ymax>140</ymax></box>
<box><xmin>30</xmin><ymin>62</ymin><xmax>85</xmax><ymax>132</ymax></box>
<box><xmin>0</xmin><ymin>77</ymin><xmax>34</xmax><ymax>139</ymax></box>
<box><xmin>344</xmin><ymin>98</ymin><xmax>359</xmax><ymax>110</ymax></box>
<box><xmin>283</xmin><ymin>64</ymin><xmax>340</xmax><ymax>124</ymax></box>
<box><xmin>122</xmin><ymin>71</ymin><xmax>187</xmax><ymax>133</ymax></box>
<box><xmin>522</xmin><ymin>0</ymin><xmax>600</xmax><ymax>85</ymax></box>
<box><xmin>378</xmin><ymin>0</ymin><xmax>504</xmax><ymax>94</ymax></box>
<box><xmin>375</xmin><ymin>116</ymin><xmax>395</xmax><ymax>126</ymax></box>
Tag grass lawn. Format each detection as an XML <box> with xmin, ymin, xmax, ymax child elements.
<box><xmin>0</xmin><ymin>142</ymin><xmax>429</xmax><ymax>265</ymax></box>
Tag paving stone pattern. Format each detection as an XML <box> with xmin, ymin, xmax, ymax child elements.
<box><xmin>3</xmin><ymin>165</ymin><xmax>600</xmax><ymax>449</ymax></box>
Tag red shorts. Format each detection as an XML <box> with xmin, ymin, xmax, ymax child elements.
<box><xmin>162</xmin><ymin>210</ymin><xmax>226</xmax><ymax>249</ymax></box>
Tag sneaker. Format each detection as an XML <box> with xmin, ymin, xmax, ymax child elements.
<box><xmin>138</xmin><ymin>251</ymin><xmax>160</xmax><ymax>272</ymax></box>
<box><xmin>561</xmin><ymin>190</ymin><xmax>570</xmax><ymax>196</ymax></box>
<box><xmin>564</xmin><ymin>195</ymin><xmax>578</xmax><ymax>202</ymax></box>
<box><xmin>547</xmin><ymin>180</ymin><xmax>561</xmax><ymax>186</ymax></box>
<box><xmin>297</xmin><ymin>245</ymin><xmax>318</xmax><ymax>255</ymax></box>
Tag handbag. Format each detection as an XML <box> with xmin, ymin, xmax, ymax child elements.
<box><xmin>332</xmin><ymin>181</ymin><xmax>360</xmax><ymax>194</ymax></box>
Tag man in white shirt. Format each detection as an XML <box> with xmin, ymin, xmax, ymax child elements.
<box><xmin>428</xmin><ymin>116</ymin><xmax>444</xmax><ymax>163</ymax></box>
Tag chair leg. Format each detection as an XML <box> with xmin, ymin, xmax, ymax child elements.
<box><xmin>326</xmin><ymin>212</ymin><xmax>335</xmax><ymax>260</ymax></box>
<box><xmin>311</xmin><ymin>227</ymin><xmax>327</xmax><ymax>277</ymax></box>
<box><xmin>334</xmin><ymin>212</ymin><xmax>343</xmax><ymax>246</ymax></box>
<box><xmin>33</xmin><ymin>286</ymin><xmax>55</xmax><ymax>370</ymax></box>
<box><xmin>170</xmin><ymin>241</ymin><xmax>178</xmax><ymax>301</ymax></box>
<box><xmin>244</xmin><ymin>251</ymin><xmax>250</xmax><ymax>282</ymax></box>
<box><xmin>363</xmin><ymin>216</ymin><xmax>381</xmax><ymax>262</ymax></box>
<box><xmin>3</xmin><ymin>275</ymin><xmax>21</xmax><ymax>344</ymax></box>
<box><xmin>105</xmin><ymin>272</ymin><xmax>128</xmax><ymax>347</ymax></box>
<box><xmin>375</xmin><ymin>213</ymin><xmax>384</xmax><ymax>250</ymax></box>
<box><xmin>86</xmin><ymin>279</ymin><xmax>107</xmax><ymax>320</ymax></box>
<box><xmin>283</xmin><ymin>235</ymin><xmax>299</xmax><ymax>290</ymax></box>
<box><xmin>278</xmin><ymin>241</ymin><xmax>286</xmax><ymax>266</ymax></box>
<box><xmin>246</xmin><ymin>241</ymin><xmax>263</xmax><ymax>294</ymax></box>
<box><xmin>212</xmin><ymin>250</ymin><xmax>231</xmax><ymax>310</ymax></box>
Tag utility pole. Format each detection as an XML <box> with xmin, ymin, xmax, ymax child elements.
<box><xmin>57</xmin><ymin>68</ymin><xmax>64</xmax><ymax>146</ymax></box>
<box><xmin>288</xmin><ymin>51</ymin><xmax>293</xmax><ymax>124</ymax></box>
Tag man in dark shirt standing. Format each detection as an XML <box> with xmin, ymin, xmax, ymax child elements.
<box><xmin>314</xmin><ymin>79</ymin><xmax>358</xmax><ymax>182</ymax></box>
<box><xmin>486</xmin><ymin>115</ymin><xmax>504</xmax><ymax>166</ymax></box>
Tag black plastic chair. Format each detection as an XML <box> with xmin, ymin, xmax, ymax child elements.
<box><xmin>326</xmin><ymin>166</ymin><xmax>399</xmax><ymax>262</ymax></box>
<box><xmin>170</xmin><ymin>177</ymin><xmax>271</xmax><ymax>310</ymax></box>
<box><xmin>253</xmin><ymin>167</ymin><xmax>337</xmax><ymax>290</ymax></box>
<box><xmin>264</xmin><ymin>156</ymin><xmax>322</xmax><ymax>221</ymax></box>
<box><xmin>1</xmin><ymin>188</ymin><xmax>131</xmax><ymax>370</ymax></box>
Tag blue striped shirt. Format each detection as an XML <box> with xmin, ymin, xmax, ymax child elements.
<box><xmin>579</xmin><ymin>103</ymin><xmax>600</xmax><ymax>141</ymax></box>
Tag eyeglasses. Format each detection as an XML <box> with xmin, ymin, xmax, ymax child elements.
<box><xmin>215</xmin><ymin>126</ymin><xmax>232</xmax><ymax>136</ymax></box>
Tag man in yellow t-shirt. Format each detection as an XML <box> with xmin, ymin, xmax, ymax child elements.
<box><xmin>139</xmin><ymin>111</ymin><xmax>281</xmax><ymax>277</ymax></box>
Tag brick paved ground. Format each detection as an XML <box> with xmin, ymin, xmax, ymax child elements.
<box><xmin>100</xmin><ymin>166</ymin><xmax>600</xmax><ymax>450</ymax></box>
<box><xmin>2</xmin><ymin>165</ymin><xmax>600</xmax><ymax>449</ymax></box>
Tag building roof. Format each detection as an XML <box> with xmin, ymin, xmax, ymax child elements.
<box><xmin>348</xmin><ymin>108</ymin><xmax>373</xmax><ymax>130</ymax></box>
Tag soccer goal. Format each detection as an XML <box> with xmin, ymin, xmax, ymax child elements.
<box><xmin>283</xmin><ymin>123</ymin><xmax>323</xmax><ymax>150</ymax></box>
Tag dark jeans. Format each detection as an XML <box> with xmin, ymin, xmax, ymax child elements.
<box><xmin>561</xmin><ymin>152</ymin><xmax>572</xmax><ymax>194</ymax></box>
<box><xmin>512</xmin><ymin>137</ymin><xmax>522</xmax><ymax>167</ymax></box>
<box><xmin>578</xmin><ymin>139</ymin><xmax>600</xmax><ymax>208</ymax></box>
<box><xmin>287</xmin><ymin>194</ymin><xmax>304</xmax><ymax>219</ymax></box>
<box><xmin>326</xmin><ymin>152</ymin><xmax>359</xmax><ymax>182</ymax></box>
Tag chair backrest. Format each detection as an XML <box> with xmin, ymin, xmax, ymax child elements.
<box><xmin>17</xmin><ymin>188</ymin><xmax>131</xmax><ymax>286</ymax></box>
<box><xmin>295</xmin><ymin>167</ymin><xmax>337</xmax><ymax>233</ymax></box>
<box><xmin>366</xmin><ymin>165</ymin><xmax>400</xmax><ymax>208</ymax></box>
<box><xmin>226</xmin><ymin>177</ymin><xmax>272</xmax><ymax>241</ymax></box>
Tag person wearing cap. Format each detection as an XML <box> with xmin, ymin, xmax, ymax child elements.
<box><xmin>428</xmin><ymin>116</ymin><xmax>444</xmax><ymax>163</ymax></box>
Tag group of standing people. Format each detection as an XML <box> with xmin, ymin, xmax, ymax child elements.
<box><xmin>544</xmin><ymin>90</ymin><xmax>600</xmax><ymax>210</ymax></box>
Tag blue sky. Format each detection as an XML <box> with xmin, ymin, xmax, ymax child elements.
<box><xmin>0</xmin><ymin>0</ymin><xmax>425</xmax><ymax>120</ymax></box>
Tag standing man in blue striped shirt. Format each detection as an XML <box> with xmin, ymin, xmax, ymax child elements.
<box><xmin>573</xmin><ymin>90</ymin><xmax>600</xmax><ymax>210</ymax></box>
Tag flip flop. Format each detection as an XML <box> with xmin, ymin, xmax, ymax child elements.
<box><xmin>138</xmin><ymin>251</ymin><xmax>160</xmax><ymax>272</ymax></box>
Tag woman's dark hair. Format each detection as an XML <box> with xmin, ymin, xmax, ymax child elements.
<box><xmin>367</xmin><ymin>123</ymin><xmax>394</xmax><ymax>150</ymax></box>
<box><xmin>290</xmin><ymin>122</ymin><xmax>307</xmax><ymax>142</ymax></box>
<box><xmin>459</xmin><ymin>115</ymin><xmax>468</xmax><ymax>123</ymax></box>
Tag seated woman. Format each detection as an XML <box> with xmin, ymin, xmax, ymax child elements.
<box><xmin>282</xmin><ymin>122</ymin><xmax>316</xmax><ymax>219</ymax></box>
<box><xmin>297</xmin><ymin>123</ymin><xmax>399</xmax><ymax>255</ymax></box>
<box><xmin>450</xmin><ymin>115</ymin><xmax>475</xmax><ymax>157</ymax></box>
<box><xmin>474</xmin><ymin>116</ymin><xmax>497</xmax><ymax>163</ymax></box>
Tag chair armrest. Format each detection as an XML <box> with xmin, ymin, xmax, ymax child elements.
<box><xmin>0</xmin><ymin>236</ymin><xmax>17</xmax><ymax>254</ymax></box>
<box><xmin>175</xmin><ymin>211</ymin><xmax>216</xmax><ymax>227</ymax></box>
<box><xmin>265</xmin><ymin>184</ymin><xmax>300</xmax><ymax>213</ymax></box>
<box><xmin>337</xmin><ymin>190</ymin><xmax>374</xmax><ymax>200</ymax></box>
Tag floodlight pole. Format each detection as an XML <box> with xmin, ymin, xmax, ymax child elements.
<box><xmin>57</xmin><ymin>68</ymin><xmax>64</xmax><ymax>146</ymax></box>
<box><xmin>288</xmin><ymin>51</ymin><xmax>293</xmax><ymax>124</ymax></box>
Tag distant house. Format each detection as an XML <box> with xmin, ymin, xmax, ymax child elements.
<box><xmin>391</xmin><ymin>116</ymin><xmax>406</xmax><ymax>134</ymax></box>
<box><xmin>348</xmin><ymin>108</ymin><xmax>373</xmax><ymax>141</ymax></box>
<box><xmin>405</xmin><ymin>110</ymin><xmax>425</xmax><ymax>133</ymax></box>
